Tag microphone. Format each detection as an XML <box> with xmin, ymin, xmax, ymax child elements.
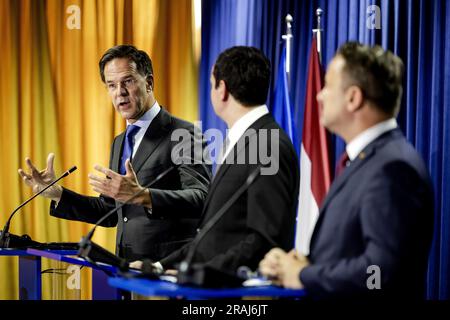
<box><xmin>0</xmin><ymin>166</ymin><xmax>77</xmax><ymax>248</ymax></box>
<box><xmin>77</xmin><ymin>166</ymin><xmax>176</xmax><ymax>270</ymax></box>
<box><xmin>177</xmin><ymin>165</ymin><xmax>262</xmax><ymax>287</ymax></box>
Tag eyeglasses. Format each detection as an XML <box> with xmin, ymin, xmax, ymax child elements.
<box><xmin>106</xmin><ymin>78</ymin><xmax>138</xmax><ymax>92</ymax></box>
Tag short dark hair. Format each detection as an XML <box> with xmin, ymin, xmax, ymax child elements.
<box><xmin>99</xmin><ymin>45</ymin><xmax>153</xmax><ymax>83</ymax></box>
<box><xmin>213</xmin><ymin>46</ymin><xmax>271</xmax><ymax>107</ymax></box>
<box><xmin>337</xmin><ymin>42</ymin><xmax>404</xmax><ymax>116</ymax></box>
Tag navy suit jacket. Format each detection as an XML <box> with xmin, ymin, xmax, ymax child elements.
<box><xmin>300</xmin><ymin>128</ymin><xmax>434</xmax><ymax>299</ymax></box>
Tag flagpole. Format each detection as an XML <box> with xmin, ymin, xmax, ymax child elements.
<box><xmin>282</xmin><ymin>14</ymin><xmax>293</xmax><ymax>88</ymax></box>
<box><xmin>312</xmin><ymin>8</ymin><xmax>323</xmax><ymax>64</ymax></box>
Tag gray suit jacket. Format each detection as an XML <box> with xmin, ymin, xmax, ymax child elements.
<box><xmin>51</xmin><ymin>108</ymin><xmax>211</xmax><ymax>261</ymax></box>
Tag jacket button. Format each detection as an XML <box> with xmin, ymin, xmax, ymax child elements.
<box><xmin>196</xmin><ymin>228</ymin><xmax>201</xmax><ymax>233</ymax></box>
<box><xmin>123</xmin><ymin>217</ymin><xmax>128</xmax><ymax>222</ymax></box>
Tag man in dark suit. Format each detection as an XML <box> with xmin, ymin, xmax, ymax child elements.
<box><xmin>138</xmin><ymin>46</ymin><xmax>300</xmax><ymax>276</ymax></box>
<box><xmin>259</xmin><ymin>42</ymin><xmax>434</xmax><ymax>299</ymax></box>
<box><xmin>18</xmin><ymin>45</ymin><xmax>211</xmax><ymax>262</ymax></box>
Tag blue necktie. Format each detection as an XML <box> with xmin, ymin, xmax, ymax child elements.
<box><xmin>120</xmin><ymin>125</ymin><xmax>140</xmax><ymax>175</ymax></box>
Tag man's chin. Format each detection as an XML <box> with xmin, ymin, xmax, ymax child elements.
<box><xmin>119</xmin><ymin>112</ymin><xmax>138</xmax><ymax>122</ymax></box>
<box><xmin>117</xmin><ymin>106</ymin><xmax>146</xmax><ymax>122</ymax></box>
<box><xmin>320</xmin><ymin>119</ymin><xmax>334</xmax><ymax>133</ymax></box>
<box><xmin>120</xmin><ymin>111</ymin><xmax>131</xmax><ymax>118</ymax></box>
<box><xmin>319</xmin><ymin>117</ymin><xmax>327</xmax><ymax>127</ymax></box>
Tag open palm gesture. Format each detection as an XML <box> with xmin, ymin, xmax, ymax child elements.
<box><xmin>18</xmin><ymin>153</ymin><xmax>62</xmax><ymax>201</ymax></box>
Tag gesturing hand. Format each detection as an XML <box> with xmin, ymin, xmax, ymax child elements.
<box><xmin>88</xmin><ymin>159</ymin><xmax>151</xmax><ymax>207</ymax></box>
<box><xmin>18</xmin><ymin>153</ymin><xmax>63</xmax><ymax>202</ymax></box>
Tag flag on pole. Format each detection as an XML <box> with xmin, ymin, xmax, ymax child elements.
<box><xmin>295</xmin><ymin>37</ymin><xmax>331</xmax><ymax>254</ymax></box>
<box><xmin>272</xmin><ymin>47</ymin><xmax>299</xmax><ymax>155</ymax></box>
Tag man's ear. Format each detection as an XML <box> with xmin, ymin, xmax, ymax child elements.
<box><xmin>146</xmin><ymin>76</ymin><xmax>154</xmax><ymax>92</ymax></box>
<box><xmin>219</xmin><ymin>80</ymin><xmax>229</xmax><ymax>101</ymax></box>
<box><xmin>345</xmin><ymin>85</ymin><xmax>364</xmax><ymax>113</ymax></box>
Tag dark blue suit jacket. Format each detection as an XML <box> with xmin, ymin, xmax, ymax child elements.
<box><xmin>300</xmin><ymin>128</ymin><xmax>434</xmax><ymax>299</ymax></box>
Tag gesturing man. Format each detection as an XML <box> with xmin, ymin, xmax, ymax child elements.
<box><xmin>19</xmin><ymin>45</ymin><xmax>211</xmax><ymax>262</ymax></box>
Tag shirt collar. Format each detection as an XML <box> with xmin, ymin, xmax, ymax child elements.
<box><xmin>226</xmin><ymin>105</ymin><xmax>269</xmax><ymax>149</ymax></box>
<box><xmin>126</xmin><ymin>101</ymin><xmax>161</xmax><ymax>131</ymax></box>
<box><xmin>346</xmin><ymin>118</ymin><xmax>398</xmax><ymax>161</ymax></box>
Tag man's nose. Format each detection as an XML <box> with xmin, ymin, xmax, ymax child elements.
<box><xmin>119</xmin><ymin>83</ymin><xmax>128</xmax><ymax>96</ymax></box>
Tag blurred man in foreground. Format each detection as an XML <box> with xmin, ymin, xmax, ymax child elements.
<box><xmin>260</xmin><ymin>42</ymin><xmax>434</xmax><ymax>300</ymax></box>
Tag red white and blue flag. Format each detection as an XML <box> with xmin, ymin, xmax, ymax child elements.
<box><xmin>295</xmin><ymin>37</ymin><xmax>331</xmax><ymax>254</ymax></box>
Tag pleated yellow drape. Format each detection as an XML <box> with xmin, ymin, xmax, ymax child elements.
<box><xmin>0</xmin><ymin>0</ymin><xmax>198</xmax><ymax>300</ymax></box>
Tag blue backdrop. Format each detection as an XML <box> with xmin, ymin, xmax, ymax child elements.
<box><xmin>199</xmin><ymin>0</ymin><xmax>450</xmax><ymax>300</ymax></box>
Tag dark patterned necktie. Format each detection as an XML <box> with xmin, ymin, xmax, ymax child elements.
<box><xmin>335</xmin><ymin>151</ymin><xmax>350</xmax><ymax>178</ymax></box>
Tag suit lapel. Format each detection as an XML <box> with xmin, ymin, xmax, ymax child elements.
<box><xmin>319</xmin><ymin>150</ymin><xmax>373</xmax><ymax>211</ymax></box>
<box><xmin>200</xmin><ymin>114</ymin><xmax>273</xmax><ymax>218</ymax></box>
<box><xmin>131</xmin><ymin>108</ymin><xmax>171</xmax><ymax>174</ymax></box>
<box><xmin>311</xmin><ymin>129</ymin><xmax>403</xmax><ymax>242</ymax></box>
<box><xmin>111</xmin><ymin>131</ymin><xmax>126</xmax><ymax>248</ymax></box>
<box><xmin>112</xmin><ymin>133</ymin><xmax>125</xmax><ymax>173</ymax></box>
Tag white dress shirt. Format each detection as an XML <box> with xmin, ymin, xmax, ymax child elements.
<box><xmin>346</xmin><ymin>118</ymin><xmax>398</xmax><ymax>161</ymax></box>
<box><xmin>221</xmin><ymin>105</ymin><xmax>269</xmax><ymax>162</ymax></box>
<box><xmin>126</xmin><ymin>101</ymin><xmax>161</xmax><ymax>158</ymax></box>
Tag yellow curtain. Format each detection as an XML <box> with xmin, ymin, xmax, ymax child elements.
<box><xmin>0</xmin><ymin>0</ymin><xmax>198</xmax><ymax>300</ymax></box>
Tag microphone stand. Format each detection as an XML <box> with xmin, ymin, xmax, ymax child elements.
<box><xmin>77</xmin><ymin>166</ymin><xmax>175</xmax><ymax>271</ymax></box>
<box><xmin>177</xmin><ymin>166</ymin><xmax>261</xmax><ymax>287</ymax></box>
<box><xmin>0</xmin><ymin>166</ymin><xmax>77</xmax><ymax>248</ymax></box>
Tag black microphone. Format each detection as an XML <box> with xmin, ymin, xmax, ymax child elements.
<box><xmin>177</xmin><ymin>165</ymin><xmax>261</xmax><ymax>287</ymax></box>
<box><xmin>0</xmin><ymin>166</ymin><xmax>77</xmax><ymax>248</ymax></box>
<box><xmin>77</xmin><ymin>166</ymin><xmax>176</xmax><ymax>270</ymax></box>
